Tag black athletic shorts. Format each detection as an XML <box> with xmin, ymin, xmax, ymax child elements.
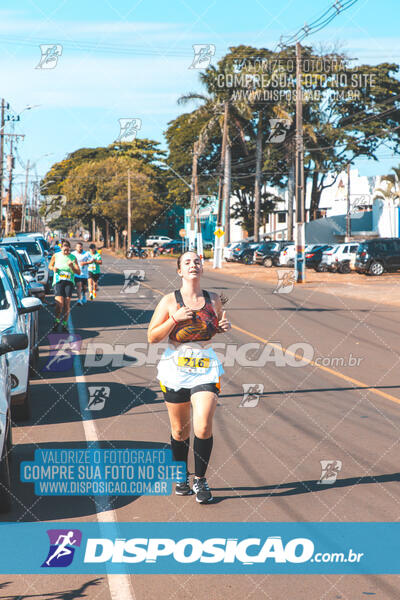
<box><xmin>88</xmin><ymin>272</ymin><xmax>100</xmax><ymax>282</ymax></box>
<box><xmin>160</xmin><ymin>381</ymin><xmax>220</xmax><ymax>404</ymax></box>
<box><xmin>75</xmin><ymin>276</ymin><xmax>88</xmax><ymax>287</ymax></box>
<box><xmin>54</xmin><ymin>280</ymin><xmax>74</xmax><ymax>298</ymax></box>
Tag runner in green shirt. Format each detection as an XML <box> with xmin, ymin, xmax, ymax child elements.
<box><xmin>87</xmin><ymin>243</ymin><xmax>102</xmax><ymax>300</ymax></box>
<box><xmin>48</xmin><ymin>239</ymin><xmax>80</xmax><ymax>332</ymax></box>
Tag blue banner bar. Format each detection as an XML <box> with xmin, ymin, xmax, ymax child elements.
<box><xmin>0</xmin><ymin>522</ymin><xmax>398</xmax><ymax>574</ymax></box>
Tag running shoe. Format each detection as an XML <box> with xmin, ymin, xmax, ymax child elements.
<box><xmin>76</xmin><ymin>299</ymin><xmax>82</xmax><ymax>306</ymax></box>
<box><xmin>193</xmin><ymin>477</ymin><xmax>213</xmax><ymax>503</ymax></box>
<box><xmin>52</xmin><ymin>320</ymin><xmax>60</xmax><ymax>332</ymax></box>
<box><xmin>93</xmin><ymin>290</ymin><xmax>97</xmax><ymax>299</ymax></box>
<box><xmin>61</xmin><ymin>321</ymin><xmax>69</xmax><ymax>333</ymax></box>
<box><xmin>82</xmin><ymin>295</ymin><xmax>87</xmax><ymax>304</ymax></box>
<box><xmin>175</xmin><ymin>473</ymin><xmax>193</xmax><ymax>496</ymax></box>
<box><xmin>89</xmin><ymin>293</ymin><xmax>93</xmax><ymax>301</ymax></box>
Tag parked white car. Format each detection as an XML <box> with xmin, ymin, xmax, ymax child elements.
<box><xmin>145</xmin><ymin>235</ymin><xmax>172</xmax><ymax>247</ymax></box>
<box><xmin>223</xmin><ymin>242</ymin><xmax>240</xmax><ymax>262</ymax></box>
<box><xmin>278</xmin><ymin>244</ymin><xmax>314</xmax><ymax>266</ymax></box>
<box><xmin>0</xmin><ymin>266</ymin><xmax>41</xmax><ymax>420</ymax></box>
<box><xmin>0</xmin><ymin>330</ymin><xmax>28</xmax><ymax>512</ymax></box>
<box><xmin>320</xmin><ymin>243</ymin><xmax>359</xmax><ymax>271</ymax></box>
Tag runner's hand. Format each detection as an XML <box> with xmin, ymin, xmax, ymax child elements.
<box><xmin>218</xmin><ymin>310</ymin><xmax>231</xmax><ymax>332</ymax></box>
<box><xmin>172</xmin><ymin>306</ymin><xmax>194</xmax><ymax>322</ymax></box>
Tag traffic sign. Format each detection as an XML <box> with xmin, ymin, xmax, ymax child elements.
<box><xmin>179</xmin><ymin>229</ymin><xmax>186</xmax><ymax>238</ymax></box>
<box><xmin>214</xmin><ymin>228</ymin><xmax>225</xmax><ymax>238</ymax></box>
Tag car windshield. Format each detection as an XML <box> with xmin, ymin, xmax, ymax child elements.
<box><xmin>0</xmin><ymin>277</ymin><xmax>9</xmax><ymax>310</ymax></box>
<box><xmin>4</xmin><ymin>241</ymin><xmax>41</xmax><ymax>256</ymax></box>
<box><xmin>0</xmin><ymin>263</ymin><xmax>19</xmax><ymax>294</ymax></box>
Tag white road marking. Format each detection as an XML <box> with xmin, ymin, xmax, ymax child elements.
<box><xmin>70</xmin><ymin>321</ymin><xmax>136</xmax><ymax>600</ymax></box>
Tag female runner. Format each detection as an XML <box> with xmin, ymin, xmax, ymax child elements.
<box><xmin>147</xmin><ymin>251</ymin><xmax>231</xmax><ymax>503</ymax></box>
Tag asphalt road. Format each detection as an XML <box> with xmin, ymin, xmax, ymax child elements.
<box><xmin>2</xmin><ymin>252</ymin><xmax>400</xmax><ymax>599</ymax></box>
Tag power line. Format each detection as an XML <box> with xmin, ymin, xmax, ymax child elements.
<box><xmin>278</xmin><ymin>0</ymin><xmax>359</xmax><ymax>49</ymax></box>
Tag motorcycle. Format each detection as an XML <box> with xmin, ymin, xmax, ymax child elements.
<box><xmin>126</xmin><ymin>245</ymin><xmax>148</xmax><ymax>259</ymax></box>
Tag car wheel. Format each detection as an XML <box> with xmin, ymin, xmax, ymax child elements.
<box><xmin>369</xmin><ymin>261</ymin><xmax>384</xmax><ymax>276</ymax></box>
<box><xmin>263</xmin><ymin>257</ymin><xmax>273</xmax><ymax>268</ymax></box>
<box><xmin>12</xmin><ymin>386</ymin><xmax>30</xmax><ymax>422</ymax></box>
<box><xmin>0</xmin><ymin>436</ymin><xmax>11</xmax><ymax>513</ymax></box>
<box><xmin>339</xmin><ymin>262</ymin><xmax>351</xmax><ymax>274</ymax></box>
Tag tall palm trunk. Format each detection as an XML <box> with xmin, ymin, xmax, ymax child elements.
<box><xmin>217</xmin><ymin>101</ymin><xmax>229</xmax><ymax>228</ymax></box>
<box><xmin>190</xmin><ymin>141</ymin><xmax>199</xmax><ymax>237</ymax></box>
<box><xmin>224</xmin><ymin>143</ymin><xmax>231</xmax><ymax>243</ymax></box>
<box><xmin>254</xmin><ymin>110</ymin><xmax>263</xmax><ymax>242</ymax></box>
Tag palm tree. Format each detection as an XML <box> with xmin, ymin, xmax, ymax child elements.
<box><xmin>178</xmin><ymin>66</ymin><xmax>250</xmax><ymax>246</ymax></box>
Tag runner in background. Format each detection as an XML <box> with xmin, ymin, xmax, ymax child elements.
<box><xmin>48</xmin><ymin>239</ymin><xmax>80</xmax><ymax>332</ymax></box>
<box><xmin>87</xmin><ymin>243</ymin><xmax>102</xmax><ymax>300</ymax></box>
<box><xmin>72</xmin><ymin>242</ymin><xmax>91</xmax><ymax>305</ymax></box>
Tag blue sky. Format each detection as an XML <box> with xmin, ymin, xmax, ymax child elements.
<box><xmin>1</xmin><ymin>0</ymin><xmax>400</xmax><ymax>193</ymax></box>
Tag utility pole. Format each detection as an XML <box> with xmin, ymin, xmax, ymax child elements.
<box><xmin>224</xmin><ymin>143</ymin><xmax>231</xmax><ymax>244</ymax></box>
<box><xmin>287</xmin><ymin>137</ymin><xmax>295</xmax><ymax>241</ymax></box>
<box><xmin>294</xmin><ymin>42</ymin><xmax>305</xmax><ymax>283</ymax></box>
<box><xmin>21</xmin><ymin>159</ymin><xmax>30</xmax><ymax>232</ymax></box>
<box><xmin>254</xmin><ymin>110</ymin><xmax>263</xmax><ymax>242</ymax></box>
<box><xmin>213</xmin><ymin>100</ymin><xmax>229</xmax><ymax>269</ymax></box>
<box><xmin>5</xmin><ymin>137</ymin><xmax>14</xmax><ymax>236</ymax></box>
<box><xmin>0</xmin><ymin>100</ymin><xmax>5</xmax><ymax>229</ymax></box>
<box><xmin>346</xmin><ymin>163</ymin><xmax>351</xmax><ymax>241</ymax></box>
<box><xmin>127</xmin><ymin>169</ymin><xmax>132</xmax><ymax>247</ymax></box>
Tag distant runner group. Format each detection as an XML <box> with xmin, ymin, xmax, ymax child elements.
<box><xmin>48</xmin><ymin>239</ymin><xmax>102</xmax><ymax>333</ymax></box>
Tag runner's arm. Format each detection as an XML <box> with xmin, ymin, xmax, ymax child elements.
<box><xmin>212</xmin><ymin>293</ymin><xmax>231</xmax><ymax>332</ymax></box>
<box><xmin>147</xmin><ymin>296</ymin><xmax>176</xmax><ymax>343</ymax></box>
<box><xmin>48</xmin><ymin>255</ymin><xmax>56</xmax><ymax>272</ymax></box>
<box><xmin>70</xmin><ymin>258</ymin><xmax>81</xmax><ymax>275</ymax></box>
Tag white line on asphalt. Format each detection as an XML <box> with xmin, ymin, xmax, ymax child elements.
<box><xmin>70</xmin><ymin>320</ymin><xmax>136</xmax><ymax>600</ymax></box>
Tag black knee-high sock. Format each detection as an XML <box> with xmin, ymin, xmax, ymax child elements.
<box><xmin>170</xmin><ymin>436</ymin><xmax>190</xmax><ymax>472</ymax></box>
<box><xmin>194</xmin><ymin>435</ymin><xmax>213</xmax><ymax>478</ymax></box>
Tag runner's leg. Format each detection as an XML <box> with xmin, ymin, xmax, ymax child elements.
<box><xmin>191</xmin><ymin>391</ymin><xmax>217</xmax><ymax>477</ymax></box>
<box><xmin>190</xmin><ymin>391</ymin><xmax>217</xmax><ymax>502</ymax></box>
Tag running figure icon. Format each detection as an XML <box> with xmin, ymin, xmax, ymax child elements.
<box><xmin>45</xmin><ymin>531</ymin><xmax>77</xmax><ymax>566</ymax></box>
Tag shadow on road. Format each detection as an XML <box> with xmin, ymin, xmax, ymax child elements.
<box><xmin>0</xmin><ymin>577</ymin><xmax>104</xmax><ymax>599</ymax></box>
<box><xmin>211</xmin><ymin>472</ymin><xmax>400</xmax><ymax>502</ymax></box>
<box><xmin>26</xmin><ymin>382</ymin><xmax>161</xmax><ymax>427</ymax></box>
<box><xmin>1</xmin><ymin>440</ymin><xmax>170</xmax><ymax>522</ymax></box>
